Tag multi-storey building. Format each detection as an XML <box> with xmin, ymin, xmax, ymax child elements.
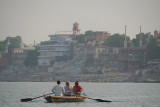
<box><xmin>38</xmin><ymin>35</ymin><xmax>76</xmax><ymax>66</ymax></box>
<box><xmin>84</xmin><ymin>46</ymin><xmax>119</xmax><ymax>72</ymax></box>
<box><xmin>74</xmin><ymin>44</ymin><xmax>85</xmax><ymax>60</ymax></box>
<box><xmin>0</xmin><ymin>53</ymin><xmax>10</xmax><ymax>67</ymax></box>
<box><xmin>84</xmin><ymin>31</ymin><xmax>110</xmax><ymax>46</ymax></box>
<box><xmin>118</xmin><ymin>47</ymin><xmax>146</xmax><ymax>73</ymax></box>
<box><xmin>12</xmin><ymin>46</ymin><xmax>35</xmax><ymax>67</ymax></box>
<box><xmin>95</xmin><ymin>47</ymin><xmax>119</xmax><ymax>72</ymax></box>
<box><xmin>84</xmin><ymin>46</ymin><xmax>95</xmax><ymax>66</ymax></box>
<box><xmin>84</xmin><ymin>45</ymin><xmax>146</xmax><ymax>73</ymax></box>
<box><xmin>156</xmin><ymin>30</ymin><xmax>160</xmax><ymax>46</ymax></box>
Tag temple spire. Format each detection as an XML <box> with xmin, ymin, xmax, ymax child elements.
<box><xmin>139</xmin><ymin>26</ymin><xmax>142</xmax><ymax>47</ymax></box>
<box><xmin>124</xmin><ymin>25</ymin><xmax>127</xmax><ymax>48</ymax></box>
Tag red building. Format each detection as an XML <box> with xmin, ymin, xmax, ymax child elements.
<box><xmin>84</xmin><ymin>31</ymin><xmax>110</xmax><ymax>46</ymax></box>
<box><xmin>0</xmin><ymin>53</ymin><xmax>10</xmax><ymax>66</ymax></box>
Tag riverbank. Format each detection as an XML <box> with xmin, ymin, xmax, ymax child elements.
<box><xmin>0</xmin><ymin>68</ymin><xmax>160</xmax><ymax>83</ymax></box>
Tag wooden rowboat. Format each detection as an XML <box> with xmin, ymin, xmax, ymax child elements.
<box><xmin>45</xmin><ymin>96</ymin><xmax>88</xmax><ymax>103</ymax></box>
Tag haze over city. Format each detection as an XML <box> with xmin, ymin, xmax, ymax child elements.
<box><xmin>0</xmin><ymin>0</ymin><xmax>160</xmax><ymax>44</ymax></box>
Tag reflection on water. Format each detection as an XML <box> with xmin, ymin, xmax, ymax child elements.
<box><xmin>0</xmin><ymin>82</ymin><xmax>160</xmax><ymax>107</ymax></box>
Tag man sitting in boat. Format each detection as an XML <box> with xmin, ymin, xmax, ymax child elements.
<box><xmin>72</xmin><ymin>81</ymin><xmax>83</xmax><ymax>96</ymax></box>
<box><xmin>51</xmin><ymin>80</ymin><xmax>65</xmax><ymax>96</ymax></box>
<box><xmin>64</xmin><ymin>81</ymin><xmax>72</xmax><ymax>96</ymax></box>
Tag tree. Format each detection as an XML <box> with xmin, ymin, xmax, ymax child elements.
<box><xmin>41</xmin><ymin>41</ymin><xmax>51</xmax><ymax>45</ymax></box>
<box><xmin>4</xmin><ymin>36</ymin><xmax>22</xmax><ymax>54</ymax></box>
<box><xmin>132</xmin><ymin>33</ymin><xmax>150</xmax><ymax>47</ymax></box>
<box><xmin>146</xmin><ymin>38</ymin><xmax>160</xmax><ymax>61</ymax></box>
<box><xmin>84</xmin><ymin>30</ymin><xmax>99</xmax><ymax>36</ymax></box>
<box><xmin>24</xmin><ymin>48</ymin><xmax>39</xmax><ymax>67</ymax></box>
<box><xmin>104</xmin><ymin>34</ymin><xmax>130</xmax><ymax>47</ymax></box>
<box><xmin>75</xmin><ymin>30</ymin><xmax>100</xmax><ymax>44</ymax></box>
<box><xmin>0</xmin><ymin>42</ymin><xmax>6</xmax><ymax>52</ymax></box>
<box><xmin>75</xmin><ymin>34</ymin><xmax>85</xmax><ymax>43</ymax></box>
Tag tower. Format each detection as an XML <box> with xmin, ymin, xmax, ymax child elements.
<box><xmin>72</xmin><ymin>22</ymin><xmax>80</xmax><ymax>37</ymax></box>
<box><xmin>6</xmin><ymin>40</ymin><xmax>10</xmax><ymax>53</ymax></box>
<box><xmin>139</xmin><ymin>26</ymin><xmax>142</xmax><ymax>47</ymax></box>
<box><xmin>124</xmin><ymin>25</ymin><xmax>127</xmax><ymax>48</ymax></box>
<box><xmin>154</xmin><ymin>30</ymin><xmax>158</xmax><ymax>38</ymax></box>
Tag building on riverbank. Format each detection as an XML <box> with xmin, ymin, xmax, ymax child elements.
<box><xmin>38</xmin><ymin>34</ymin><xmax>77</xmax><ymax>66</ymax></box>
<box><xmin>11</xmin><ymin>45</ymin><xmax>35</xmax><ymax>67</ymax></box>
<box><xmin>95</xmin><ymin>47</ymin><xmax>119</xmax><ymax>72</ymax></box>
<box><xmin>84</xmin><ymin>31</ymin><xmax>110</xmax><ymax>46</ymax></box>
<box><xmin>0</xmin><ymin>53</ymin><xmax>10</xmax><ymax>67</ymax></box>
<box><xmin>118</xmin><ymin>47</ymin><xmax>146</xmax><ymax>73</ymax></box>
<box><xmin>83</xmin><ymin>45</ymin><xmax>147</xmax><ymax>74</ymax></box>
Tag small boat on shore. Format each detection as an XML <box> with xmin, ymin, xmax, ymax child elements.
<box><xmin>45</xmin><ymin>96</ymin><xmax>88</xmax><ymax>103</ymax></box>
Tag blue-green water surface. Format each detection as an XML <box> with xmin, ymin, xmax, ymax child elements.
<box><xmin>0</xmin><ymin>82</ymin><xmax>160</xmax><ymax>107</ymax></box>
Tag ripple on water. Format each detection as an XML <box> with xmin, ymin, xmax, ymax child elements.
<box><xmin>0</xmin><ymin>82</ymin><xmax>160</xmax><ymax>107</ymax></box>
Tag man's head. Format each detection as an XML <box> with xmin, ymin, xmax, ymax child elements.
<box><xmin>57</xmin><ymin>80</ymin><xmax>61</xmax><ymax>84</ymax></box>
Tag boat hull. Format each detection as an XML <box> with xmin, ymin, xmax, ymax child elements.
<box><xmin>45</xmin><ymin>96</ymin><xmax>88</xmax><ymax>103</ymax></box>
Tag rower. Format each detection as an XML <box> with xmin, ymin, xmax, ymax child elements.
<box><xmin>51</xmin><ymin>80</ymin><xmax>65</xmax><ymax>96</ymax></box>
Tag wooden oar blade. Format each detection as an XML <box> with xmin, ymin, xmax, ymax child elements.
<box><xmin>20</xmin><ymin>92</ymin><xmax>53</xmax><ymax>102</ymax></box>
<box><xmin>95</xmin><ymin>99</ymin><xmax>111</xmax><ymax>102</ymax></box>
<box><xmin>88</xmin><ymin>97</ymin><xmax>111</xmax><ymax>102</ymax></box>
<box><xmin>21</xmin><ymin>98</ymin><xmax>33</xmax><ymax>102</ymax></box>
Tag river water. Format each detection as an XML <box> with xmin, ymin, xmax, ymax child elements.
<box><xmin>0</xmin><ymin>82</ymin><xmax>160</xmax><ymax>107</ymax></box>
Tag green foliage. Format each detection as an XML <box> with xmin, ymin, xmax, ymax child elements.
<box><xmin>84</xmin><ymin>30</ymin><xmax>100</xmax><ymax>36</ymax></box>
<box><xmin>4</xmin><ymin>36</ymin><xmax>22</xmax><ymax>54</ymax></box>
<box><xmin>0</xmin><ymin>36</ymin><xmax>22</xmax><ymax>53</ymax></box>
<box><xmin>75</xmin><ymin>30</ymin><xmax>99</xmax><ymax>44</ymax></box>
<box><xmin>40</xmin><ymin>41</ymin><xmax>59</xmax><ymax>45</ymax></box>
<box><xmin>0</xmin><ymin>41</ymin><xmax>6</xmax><ymax>52</ymax></box>
<box><xmin>132</xmin><ymin>38</ymin><xmax>139</xmax><ymax>47</ymax></box>
<box><xmin>132</xmin><ymin>33</ymin><xmax>149</xmax><ymax>47</ymax></box>
<box><xmin>104</xmin><ymin>34</ymin><xmax>130</xmax><ymax>47</ymax></box>
<box><xmin>41</xmin><ymin>41</ymin><xmax>51</xmax><ymax>45</ymax></box>
<box><xmin>75</xmin><ymin>30</ymin><xmax>103</xmax><ymax>44</ymax></box>
<box><xmin>146</xmin><ymin>38</ymin><xmax>160</xmax><ymax>61</ymax></box>
<box><xmin>75</xmin><ymin>34</ymin><xmax>85</xmax><ymax>43</ymax></box>
<box><xmin>24</xmin><ymin>48</ymin><xmax>39</xmax><ymax>67</ymax></box>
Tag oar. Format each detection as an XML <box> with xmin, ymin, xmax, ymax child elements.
<box><xmin>87</xmin><ymin>97</ymin><xmax>111</xmax><ymax>102</ymax></box>
<box><xmin>21</xmin><ymin>93</ymin><xmax>53</xmax><ymax>102</ymax></box>
<box><xmin>71</xmin><ymin>93</ymin><xmax>111</xmax><ymax>102</ymax></box>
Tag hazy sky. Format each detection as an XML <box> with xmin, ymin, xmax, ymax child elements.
<box><xmin>0</xmin><ymin>0</ymin><xmax>160</xmax><ymax>44</ymax></box>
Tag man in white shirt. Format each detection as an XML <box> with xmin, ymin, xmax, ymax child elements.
<box><xmin>51</xmin><ymin>80</ymin><xmax>64</xmax><ymax>96</ymax></box>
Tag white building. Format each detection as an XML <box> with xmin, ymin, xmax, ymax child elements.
<box><xmin>38</xmin><ymin>34</ymin><xmax>76</xmax><ymax>66</ymax></box>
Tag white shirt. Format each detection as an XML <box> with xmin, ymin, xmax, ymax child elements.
<box><xmin>51</xmin><ymin>84</ymin><xmax>64</xmax><ymax>96</ymax></box>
